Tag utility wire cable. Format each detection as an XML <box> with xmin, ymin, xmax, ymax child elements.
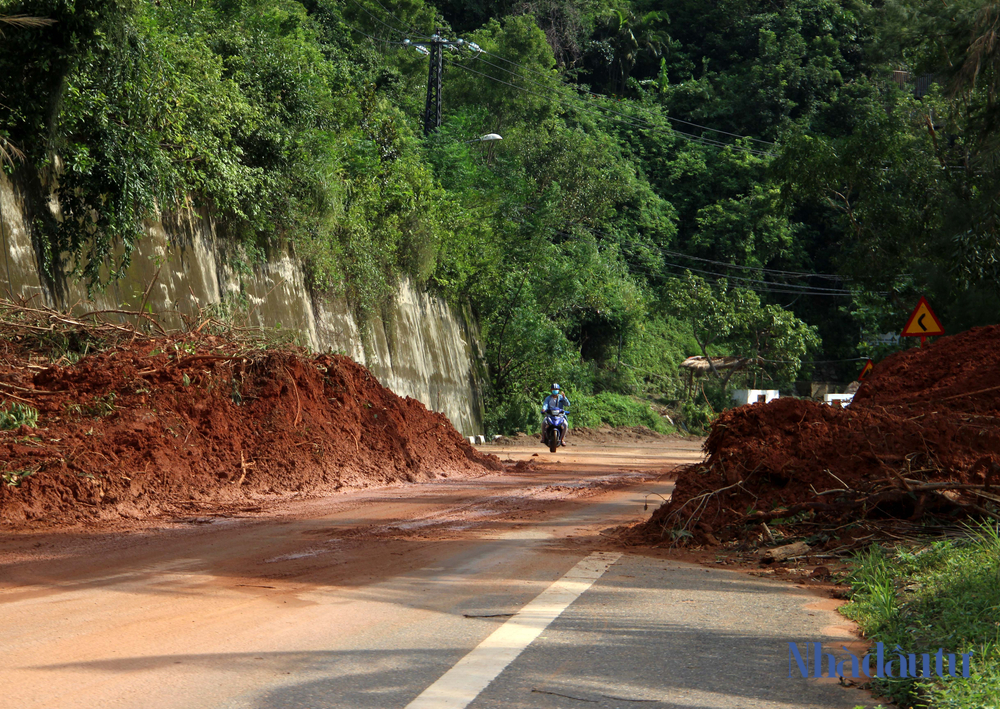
<box><xmin>550</xmin><ymin>225</ymin><xmax>849</xmax><ymax>282</ymax></box>
<box><xmin>351</xmin><ymin>0</ymin><xmax>775</xmax><ymax>149</ymax></box>
<box><xmin>657</xmin><ymin>248</ymin><xmax>846</xmax><ymax>281</ymax></box>
<box><xmin>475</xmin><ymin>46</ymin><xmax>775</xmax><ymax>146</ymax></box>
<box><xmin>446</xmin><ymin>60</ymin><xmax>658</xmax><ymax>138</ymax></box>
<box><xmin>344</xmin><ymin>26</ymin><xmax>697</xmax><ymax>148</ymax></box>
<box><xmin>625</xmin><ymin>254</ymin><xmax>828</xmax><ymax>297</ymax></box>
<box><xmin>446</xmin><ymin>59</ymin><xmax>771</xmax><ymax>156</ymax></box>
<box><xmin>345</xmin><ymin>0</ymin><xmax>419</xmax><ymax>39</ymax></box>
<box><xmin>458</xmin><ymin>53</ymin><xmax>773</xmax><ymax>154</ymax></box>
<box><xmin>348</xmin><ymin>13</ymin><xmax>773</xmax><ymax>156</ymax></box>
<box><xmin>635</xmin><ymin>259</ymin><xmax>851</xmax><ymax>293</ymax></box>
<box><xmin>643</xmin><ymin>250</ymin><xmax>888</xmax><ymax>295</ymax></box>
<box><xmin>650</xmin><ymin>259</ymin><xmax>860</xmax><ymax>295</ymax></box>
<box><xmin>636</xmin><ymin>243</ymin><xmax>849</xmax><ymax>283</ymax></box>
<box><xmin>759</xmin><ymin>356</ymin><xmax>869</xmax><ymax>363</ymax></box>
<box><xmin>621</xmin><ymin>258</ymin><xmax>867</xmax><ymax>297</ymax></box>
<box><xmin>597</xmin><ymin>233</ymin><xmax>846</xmax><ymax>281</ymax></box>
<box><xmin>466</xmin><ymin>54</ymin><xmax>708</xmax><ymax>141</ymax></box>
<box><xmin>346</xmin><ymin>23</ymin><xmax>411</xmax><ymax>45</ymax></box>
<box><xmin>368</xmin><ymin>0</ymin><xmax>429</xmax><ymax>38</ymax></box>
<box><xmin>348</xmin><ymin>15</ymin><xmax>867</xmax><ymax>291</ymax></box>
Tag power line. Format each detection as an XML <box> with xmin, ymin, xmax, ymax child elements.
<box><xmin>621</xmin><ymin>258</ymin><xmax>864</xmax><ymax>297</ymax></box>
<box><xmin>348</xmin><ymin>0</ymin><xmax>775</xmax><ymax>150</ymax></box>
<box><xmin>601</xmin><ymin>229</ymin><xmax>910</xmax><ymax>286</ymax></box>
<box><xmin>463</xmin><ymin>54</ymin><xmax>712</xmax><ymax>144</ymax></box>
<box><xmin>550</xmin><ymin>225</ymin><xmax>849</xmax><ymax>282</ymax></box>
<box><xmin>657</xmin><ymin>248</ymin><xmax>845</xmax><ymax>281</ymax></box>
<box><xmin>641</xmin><ymin>250</ymin><xmax>887</xmax><ymax>295</ymax></box>
<box><xmin>345</xmin><ymin>23</ymin><xmax>410</xmax><ymax>46</ymax></box>
<box><xmin>591</xmin><ymin>231</ymin><xmax>845</xmax><ymax>283</ymax></box>
<box><xmin>446</xmin><ymin>59</ymin><xmax>772</xmax><ymax>156</ymax></box>
<box><xmin>346</xmin><ymin>25</ymin><xmax>763</xmax><ymax>155</ymax></box>
<box><xmin>445</xmin><ymin>59</ymin><xmax>645</xmax><ymax>131</ymax></box>
<box><xmin>658</xmin><ymin>264</ymin><xmax>859</xmax><ymax>296</ymax></box>
<box><xmin>609</xmin><ymin>236</ymin><xmax>890</xmax><ymax>297</ymax></box>
<box><xmin>474</xmin><ymin>46</ymin><xmax>775</xmax><ymax>147</ymax></box>
<box><xmin>345</xmin><ymin>11</ymin><xmax>864</xmax><ymax>295</ymax></box>
<box><xmin>368</xmin><ymin>0</ymin><xmax>427</xmax><ymax>37</ymax></box>
<box><xmin>451</xmin><ymin>55</ymin><xmax>772</xmax><ymax>155</ymax></box>
<box><xmin>656</xmin><ymin>259</ymin><xmax>851</xmax><ymax>293</ymax></box>
<box><xmin>345</xmin><ymin>0</ymin><xmax>417</xmax><ymax>39</ymax></box>
<box><xmin>760</xmin><ymin>357</ymin><xmax>868</xmax><ymax>363</ymax></box>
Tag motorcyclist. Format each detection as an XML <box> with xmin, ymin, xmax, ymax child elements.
<box><xmin>541</xmin><ymin>383</ymin><xmax>571</xmax><ymax>446</ymax></box>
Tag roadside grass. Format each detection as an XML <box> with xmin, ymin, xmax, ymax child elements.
<box><xmin>570</xmin><ymin>392</ymin><xmax>672</xmax><ymax>433</ymax></box>
<box><xmin>841</xmin><ymin>522</ymin><xmax>1000</xmax><ymax>708</ymax></box>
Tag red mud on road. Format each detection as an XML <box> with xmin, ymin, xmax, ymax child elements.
<box><xmin>643</xmin><ymin>325</ymin><xmax>1000</xmax><ymax>542</ymax></box>
<box><xmin>0</xmin><ymin>339</ymin><xmax>500</xmax><ymax>527</ymax></box>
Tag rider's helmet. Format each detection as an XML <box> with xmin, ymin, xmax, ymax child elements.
<box><xmin>552</xmin><ymin>383</ymin><xmax>560</xmax><ymax>391</ymax></box>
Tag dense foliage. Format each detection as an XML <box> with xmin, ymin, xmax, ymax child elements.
<box><xmin>2</xmin><ymin>0</ymin><xmax>999</xmax><ymax>433</ymax></box>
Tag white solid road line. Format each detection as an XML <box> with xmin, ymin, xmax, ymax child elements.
<box><xmin>404</xmin><ymin>551</ymin><xmax>623</xmax><ymax>709</ymax></box>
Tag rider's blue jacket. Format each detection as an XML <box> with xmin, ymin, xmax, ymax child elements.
<box><xmin>542</xmin><ymin>393</ymin><xmax>571</xmax><ymax>413</ymax></box>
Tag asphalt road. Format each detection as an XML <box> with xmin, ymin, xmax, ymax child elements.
<box><xmin>0</xmin><ymin>440</ymin><xmax>868</xmax><ymax>709</ymax></box>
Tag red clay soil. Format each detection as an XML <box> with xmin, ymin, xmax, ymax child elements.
<box><xmin>642</xmin><ymin>325</ymin><xmax>1000</xmax><ymax>543</ymax></box>
<box><xmin>0</xmin><ymin>338</ymin><xmax>500</xmax><ymax>527</ymax></box>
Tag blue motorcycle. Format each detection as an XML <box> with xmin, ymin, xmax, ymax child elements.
<box><xmin>542</xmin><ymin>408</ymin><xmax>567</xmax><ymax>453</ymax></box>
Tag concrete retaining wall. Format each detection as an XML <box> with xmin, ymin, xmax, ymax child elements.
<box><xmin>0</xmin><ymin>174</ymin><xmax>484</xmax><ymax>435</ymax></box>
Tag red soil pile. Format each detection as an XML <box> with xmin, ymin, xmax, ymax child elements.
<box><xmin>643</xmin><ymin>326</ymin><xmax>1000</xmax><ymax>543</ymax></box>
<box><xmin>0</xmin><ymin>338</ymin><xmax>500</xmax><ymax>527</ymax></box>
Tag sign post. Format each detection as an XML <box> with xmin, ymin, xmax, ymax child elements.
<box><xmin>901</xmin><ymin>296</ymin><xmax>944</xmax><ymax>347</ymax></box>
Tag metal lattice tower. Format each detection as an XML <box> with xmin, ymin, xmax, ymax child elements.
<box><xmin>406</xmin><ymin>31</ymin><xmax>481</xmax><ymax>136</ymax></box>
<box><xmin>423</xmin><ymin>32</ymin><xmax>444</xmax><ymax>136</ymax></box>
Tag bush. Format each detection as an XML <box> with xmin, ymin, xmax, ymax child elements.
<box><xmin>679</xmin><ymin>401</ymin><xmax>714</xmax><ymax>435</ymax></box>
<box><xmin>484</xmin><ymin>393</ymin><xmax>540</xmax><ymax>437</ymax></box>
<box><xmin>569</xmin><ymin>391</ymin><xmax>670</xmax><ymax>433</ymax></box>
<box><xmin>700</xmin><ymin>380</ymin><xmax>734</xmax><ymax>414</ymax></box>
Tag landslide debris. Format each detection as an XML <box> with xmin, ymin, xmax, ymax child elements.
<box><xmin>0</xmin><ymin>300</ymin><xmax>500</xmax><ymax>527</ymax></box>
<box><xmin>641</xmin><ymin>325</ymin><xmax>1000</xmax><ymax>545</ymax></box>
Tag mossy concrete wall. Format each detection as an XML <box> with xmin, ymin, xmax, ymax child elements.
<box><xmin>0</xmin><ymin>175</ymin><xmax>484</xmax><ymax>435</ymax></box>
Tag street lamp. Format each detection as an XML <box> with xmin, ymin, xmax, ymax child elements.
<box><xmin>465</xmin><ymin>134</ymin><xmax>502</xmax><ymax>143</ymax></box>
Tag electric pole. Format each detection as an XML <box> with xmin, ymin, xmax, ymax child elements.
<box><xmin>403</xmin><ymin>33</ymin><xmax>482</xmax><ymax>136</ymax></box>
<box><xmin>423</xmin><ymin>31</ymin><xmax>444</xmax><ymax>136</ymax></box>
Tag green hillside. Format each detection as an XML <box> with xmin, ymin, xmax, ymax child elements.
<box><xmin>2</xmin><ymin>0</ymin><xmax>998</xmax><ymax>433</ymax></box>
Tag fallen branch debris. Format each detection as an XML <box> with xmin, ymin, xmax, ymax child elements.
<box><xmin>639</xmin><ymin>324</ymin><xmax>1000</xmax><ymax>548</ymax></box>
<box><xmin>0</xmin><ymin>297</ymin><xmax>502</xmax><ymax>527</ymax></box>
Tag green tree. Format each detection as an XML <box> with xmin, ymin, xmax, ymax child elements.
<box><xmin>584</xmin><ymin>7</ymin><xmax>667</xmax><ymax>95</ymax></box>
<box><xmin>447</xmin><ymin>14</ymin><xmax>564</xmax><ymax>134</ymax></box>
<box><xmin>662</xmin><ymin>272</ymin><xmax>820</xmax><ymax>387</ymax></box>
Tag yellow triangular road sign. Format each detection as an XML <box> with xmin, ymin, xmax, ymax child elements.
<box><xmin>901</xmin><ymin>296</ymin><xmax>944</xmax><ymax>338</ymax></box>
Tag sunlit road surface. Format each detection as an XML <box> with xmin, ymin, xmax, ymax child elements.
<box><xmin>0</xmin><ymin>439</ymin><xmax>865</xmax><ymax>708</ymax></box>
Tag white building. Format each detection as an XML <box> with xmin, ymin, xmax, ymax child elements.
<box><xmin>731</xmin><ymin>389</ymin><xmax>780</xmax><ymax>406</ymax></box>
<box><xmin>823</xmin><ymin>393</ymin><xmax>854</xmax><ymax>408</ymax></box>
